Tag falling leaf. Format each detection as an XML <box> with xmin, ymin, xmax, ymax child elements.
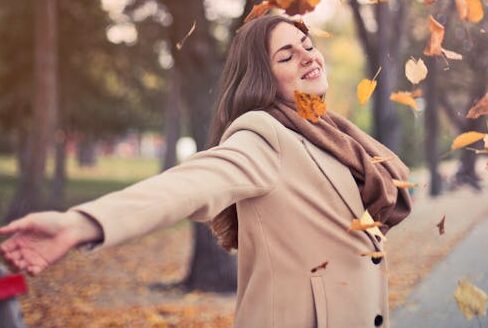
<box><xmin>390</xmin><ymin>91</ymin><xmax>419</xmax><ymax>111</ymax></box>
<box><xmin>424</xmin><ymin>0</ymin><xmax>437</xmax><ymax>4</ymax></box>
<box><xmin>405</xmin><ymin>57</ymin><xmax>428</xmax><ymax>84</ymax></box>
<box><xmin>176</xmin><ymin>21</ymin><xmax>196</xmax><ymax>50</ymax></box>
<box><xmin>424</xmin><ymin>15</ymin><xmax>445</xmax><ymax>56</ymax></box>
<box><xmin>357</xmin><ymin>67</ymin><xmax>382</xmax><ymax>105</ymax></box>
<box><xmin>393</xmin><ymin>179</ymin><xmax>419</xmax><ymax>189</ymax></box>
<box><xmin>244</xmin><ymin>1</ymin><xmax>273</xmax><ymax>24</ymax></box>
<box><xmin>370</xmin><ymin>155</ymin><xmax>395</xmax><ymax>164</ymax></box>
<box><xmin>272</xmin><ymin>0</ymin><xmax>321</xmax><ymax>16</ymax></box>
<box><xmin>360</xmin><ymin>251</ymin><xmax>385</xmax><ymax>258</ymax></box>
<box><xmin>294</xmin><ymin>91</ymin><xmax>327</xmax><ymax>123</ymax></box>
<box><xmin>311</xmin><ymin>260</ymin><xmax>329</xmax><ymax>273</ymax></box>
<box><xmin>441</xmin><ymin>48</ymin><xmax>463</xmax><ymax>60</ymax></box>
<box><xmin>436</xmin><ymin>215</ymin><xmax>446</xmax><ymax>235</ymax></box>
<box><xmin>348</xmin><ymin>210</ymin><xmax>387</xmax><ymax>242</ymax></box>
<box><xmin>466</xmin><ymin>92</ymin><xmax>488</xmax><ymax>119</ymax></box>
<box><xmin>454</xmin><ymin>279</ymin><xmax>488</xmax><ymax>320</ymax></box>
<box><xmin>455</xmin><ymin>0</ymin><xmax>485</xmax><ymax>23</ymax></box>
<box><xmin>310</xmin><ymin>26</ymin><xmax>332</xmax><ymax>38</ymax></box>
<box><xmin>451</xmin><ymin>131</ymin><xmax>486</xmax><ymax>150</ymax></box>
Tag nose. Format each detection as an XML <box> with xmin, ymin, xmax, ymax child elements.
<box><xmin>300</xmin><ymin>50</ymin><xmax>314</xmax><ymax>66</ymax></box>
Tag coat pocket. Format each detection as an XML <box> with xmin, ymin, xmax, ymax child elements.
<box><xmin>310</xmin><ymin>274</ymin><xmax>328</xmax><ymax>328</ymax></box>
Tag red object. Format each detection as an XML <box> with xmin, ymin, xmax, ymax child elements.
<box><xmin>0</xmin><ymin>274</ymin><xmax>27</xmax><ymax>300</ymax></box>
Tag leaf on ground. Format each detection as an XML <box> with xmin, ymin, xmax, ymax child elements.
<box><xmin>393</xmin><ymin>179</ymin><xmax>419</xmax><ymax>189</ymax></box>
<box><xmin>436</xmin><ymin>215</ymin><xmax>446</xmax><ymax>235</ymax></box>
<box><xmin>451</xmin><ymin>131</ymin><xmax>486</xmax><ymax>150</ymax></box>
<box><xmin>405</xmin><ymin>57</ymin><xmax>428</xmax><ymax>85</ymax></box>
<box><xmin>454</xmin><ymin>279</ymin><xmax>488</xmax><ymax>320</ymax></box>
<box><xmin>294</xmin><ymin>91</ymin><xmax>327</xmax><ymax>123</ymax></box>
<box><xmin>466</xmin><ymin>92</ymin><xmax>488</xmax><ymax>119</ymax></box>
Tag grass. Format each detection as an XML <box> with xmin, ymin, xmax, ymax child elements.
<box><xmin>0</xmin><ymin>154</ymin><xmax>161</xmax><ymax>222</ymax></box>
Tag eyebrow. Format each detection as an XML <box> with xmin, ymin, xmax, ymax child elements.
<box><xmin>272</xmin><ymin>35</ymin><xmax>309</xmax><ymax>59</ymax></box>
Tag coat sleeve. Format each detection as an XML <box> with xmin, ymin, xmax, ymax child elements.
<box><xmin>69</xmin><ymin>112</ymin><xmax>282</xmax><ymax>250</ymax></box>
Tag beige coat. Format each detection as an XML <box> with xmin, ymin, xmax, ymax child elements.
<box><xmin>71</xmin><ymin>110</ymin><xmax>404</xmax><ymax>328</ymax></box>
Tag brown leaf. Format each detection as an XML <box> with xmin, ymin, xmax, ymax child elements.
<box><xmin>272</xmin><ymin>0</ymin><xmax>321</xmax><ymax>16</ymax></box>
<box><xmin>436</xmin><ymin>215</ymin><xmax>446</xmax><ymax>235</ymax></box>
<box><xmin>294</xmin><ymin>91</ymin><xmax>327</xmax><ymax>123</ymax></box>
<box><xmin>424</xmin><ymin>15</ymin><xmax>445</xmax><ymax>56</ymax></box>
<box><xmin>466</xmin><ymin>92</ymin><xmax>488</xmax><ymax>119</ymax></box>
<box><xmin>244</xmin><ymin>1</ymin><xmax>273</xmax><ymax>24</ymax></box>
<box><xmin>311</xmin><ymin>260</ymin><xmax>329</xmax><ymax>273</ymax></box>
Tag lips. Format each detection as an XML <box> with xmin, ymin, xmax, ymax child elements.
<box><xmin>301</xmin><ymin>67</ymin><xmax>321</xmax><ymax>80</ymax></box>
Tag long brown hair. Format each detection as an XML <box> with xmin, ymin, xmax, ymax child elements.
<box><xmin>206</xmin><ymin>15</ymin><xmax>307</xmax><ymax>251</ymax></box>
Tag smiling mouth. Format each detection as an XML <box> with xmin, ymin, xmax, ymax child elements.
<box><xmin>301</xmin><ymin>68</ymin><xmax>321</xmax><ymax>80</ymax></box>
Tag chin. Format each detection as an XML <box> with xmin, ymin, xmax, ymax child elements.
<box><xmin>296</xmin><ymin>77</ymin><xmax>328</xmax><ymax>96</ymax></box>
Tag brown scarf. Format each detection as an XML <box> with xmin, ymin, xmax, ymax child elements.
<box><xmin>266</xmin><ymin>99</ymin><xmax>412</xmax><ymax>235</ymax></box>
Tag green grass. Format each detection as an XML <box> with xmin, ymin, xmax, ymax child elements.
<box><xmin>0</xmin><ymin>154</ymin><xmax>161</xmax><ymax>220</ymax></box>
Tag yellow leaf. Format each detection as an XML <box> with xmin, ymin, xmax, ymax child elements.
<box><xmin>456</xmin><ymin>0</ymin><xmax>484</xmax><ymax>22</ymax></box>
<box><xmin>393</xmin><ymin>179</ymin><xmax>419</xmax><ymax>189</ymax></box>
<box><xmin>357</xmin><ymin>67</ymin><xmax>381</xmax><ymax>105</ymax></box>
<box><xmin>451</xmin><ymin>131</ymin><xmax>486</xmax><ymax>150</ymax></box>
<box><xmin>424</xmin><ymin>15</ymin><xmax>445</xmax><ymax>56</ymax></box>
<box><xmin>310</xmin><ymin>27</ymin><xmax>332</xmax><ymax>38</ymax></box>
<box><xmin>454</xmin><ymin>279</ymin><xmax>488</xmax><ymax>320</ymax></box>
<box><xmin>348</xmin><ymin>210</ymin><xmax>387</xmax><ymax>242</ymax></box>
<box><xmin>405</xmin><ymin>57</ymin><xmax>428</xmax><ymax>85</ymax></box>
<box><xmin>466</xmin><ymin>92</ymin><xmax>488</xmax><ymax>119</ymax></box>
<box><xmin>390</xmin><ymin>91</ymin><xmax>419</xmax><ymax>111</ymax></box>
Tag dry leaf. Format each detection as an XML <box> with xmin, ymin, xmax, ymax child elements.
<box><xmin>310</xmin><ymin>27</ymin><xmax>332</xmax><ymax>38</ymax></box>
<box><xmin>405</xmin><ymin>58</ymin><xmax>428</xmax><ymax>84</ymax></box>
<box><xmin>424</xmin><ymin>0</ymin><xmax>437</xmax><ymax>4</ymax></box>
<box><xmin>441</xmin><ymin>48</ymin><xmax>463</xmax><ymax>60</ymax></box>
<box><xmin>370</xmin><ymin>155</ymin><xmax>395</xmax><ymax>164</ymax></box>
<box><xmin>390</xmin><ymin>91</ymin><xmax>419</xmax><ymax>111</ymax></box>
<box><xmin>348</xmin><ymin>210</ymin><xmax>387</xmax><ymax>242</ymax></box>
<box><xmin>455</xmin><ymin>0</ymin><xmax>484</xmax><ymax>23</ymax></box>
<box><xmin>360</xmin><ymin>251</ymin><xmax>385</xmax><ymax>258</ymax></box>
<box><xmin>466</xmin><ymin>92</ymin><xmax>488</xmax><ymax>119</ymax></box>
<box><xmin>294</xmin><ymin>91</ymin><xmax>327</xmax><ymax>123</ymax></box>
<box><xmin>244</xmin><ymin>2</ymin><xmax>273</xmax><ymax>23</ymax></box>
<box><xmin>357</xmin><ymin>67</ymin><xmax>382</xmax><ymax>105</ymax></box>
<box><xmin>454</xmin><ymin>279</ymin><xmax>488</xmax><ymax>320</ymax></box>
<box><xmin>176</xmin><ymin>21</ymin><xmax>196</xmax><ymax>50</ymax></box>
<box><xmin>436</xmin><ymin>215</ymin><xmax>446</xmax><ymax>235</ymax></box>
<box><xmin>271</xmin><ymin>0</ymin><xmax>320</xmax><ymax>16</ymax></box>
<box><xmin>451</xmin><ymin>131</ymin><xmax>486</xmax><ymax>150</ymax></box>
<box><xmin>311</xmin><ymin>260</ymin><xmax>329</xmax><ymax>273</ymax></box>
<box><xmin>393</xmin><ymin>179</ymin><xmax>419</xmax><ymax>189</ymax></box>
<box><xmin>424</xmin><ymin>15</ymin><xmax>445</xmax><ymax>56</ymax></box>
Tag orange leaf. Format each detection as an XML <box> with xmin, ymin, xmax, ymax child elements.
<box><xmin>456</xmin><ymin>0</ymin><xmax>484</xmax><ymax>23</ymax></box>
<box><xmin>271</xmin><ymin>0</ymin><xmax>320</xmax><ymax>16</ymax></box>
<box><xmin>390</xmin><ymin>91</ymin><xmax>419</xmax><ymax>111</ymax></box>
<box><xmin>294</xmin><ymin>91</ymin><xmax>327</xmax><ymax>123</ymax></box>
<box><xmin>393</xmin><ymin>179</ymin><xmax>419</xmax><ymax>189</ymax></box>
<box><xmin>451</xmin><ymin>131</ymin><xmax>486</xmax><ymax>150</ymax></box>
<box><xmin>424</xmin><ymin>0</ymin><xmax>437</xmax><ymax>4</ymax></box>
<box><xmin>360</xmin><ymin>251</ymin><xmax>385</xmax><ymax>258</ymax></box>
<box><xmin>348</xmin><ymin>210</ymin><xmax>386</xmax><ymax>242</ymax></box>
<box><xmin>357</xmin><ymin>67</ymin><xmax>381</xmax><ymax>105</ymax></box>
<box><xmin>466</xmin><ymin>92</ymin><xmax>488</xmax><ymax>119</ymax></box>
<box><xmin>424</xmin><ymin>15</ymin><xmax>445</xmax><ymax>56</ymax></box>
<box><xmin>244</xmin><ymin>1</ymin><xmax>273</xmax><ymax>24</ymax></box>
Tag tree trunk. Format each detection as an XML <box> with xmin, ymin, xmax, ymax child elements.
<box><xmin>76</xmin><ymin>135</ymin><xmax>97</xmax><ymax>167</ymax></box>
<box><xmin>49</xmin><ymin>130</ymin><xmax>67</xmax><ymax>209</ymax></box>
<box><xmin>424</xmin><ymin>57</ymin><xmax>442</xmax><ymax>196</ymax></box>
<box><xmin>4</xmin><ymin>0</ymin><xmax>58</xmax><ymax>222</ymax></box>
<box><xmin>162</xmin><ymin>68</ymin><xmax>181</xmax><ymax>171</ymax></box>
<box><xmin>165</xmin><ymin>0</ymin><xmax>236</xmax><ymax>292</ymax></box>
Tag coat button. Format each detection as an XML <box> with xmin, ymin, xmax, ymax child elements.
<box><xmin>374</xmin><ymin>314</ymin><xmax>383</xmax><ymax>326</ymax></box>
<box><xmin>371</xmin><ymin>256</ymin><xmax>382</xmax><ymax>265</ymax></box>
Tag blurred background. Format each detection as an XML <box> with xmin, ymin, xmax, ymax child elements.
<box><xmin>0</xmin><ymin>0</ymin><xmax>487</xmax><ymax>327</ymax></box>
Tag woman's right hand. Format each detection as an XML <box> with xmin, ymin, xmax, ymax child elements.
<box><xmin>0</xmin><ymin>211</ymin><xmax>103</xmax><ymax>276</ymax></box>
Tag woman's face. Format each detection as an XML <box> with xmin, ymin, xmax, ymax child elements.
<box><xmin>269</xmin><ymin>22</ymin><xmax>328</xmax><ymax>102</ymax></box>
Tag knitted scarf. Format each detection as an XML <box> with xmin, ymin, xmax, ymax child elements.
<box><xmin>266</xmin><ymin>99</ymin><xmax>412</xmax><ymax>235</ymax></box>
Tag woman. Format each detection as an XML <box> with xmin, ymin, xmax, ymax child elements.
<box><xmin>0</xmin><ymin>15</ymin><xmax>412</xmax><ymax>327</ymax></box>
